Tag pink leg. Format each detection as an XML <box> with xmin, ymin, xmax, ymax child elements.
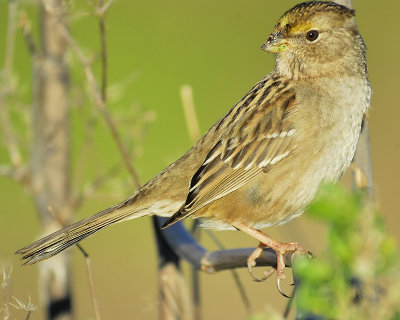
<box><xmin>232</xmin><ymin>221</ymin><xmax>310</xmax><ymax>280</ymax></box>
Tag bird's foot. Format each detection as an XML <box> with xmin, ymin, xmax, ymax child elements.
<box><xmin>269</xmin><ymin>240</ymin><xmax>310</xmax><ymax>280</ymax></box>
<box><xmin>247</xmin><ymin>240</ymin><xmax>311</xmax><ymax>297</ymax></box>
<box><xmin>247</xmin><ymin>243</ymin><xmax>275</xmax><ymax>282</ymax></box>
<box><xmin>232</xmin><ymin>221</ymin><xmax>312</xmax><ymax>297</ymax></box>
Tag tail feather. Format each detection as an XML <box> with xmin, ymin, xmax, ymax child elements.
<box><xmin>16</xmin><ymin>196</ymin><xmax>148</xmax><ymax>265</ymax></box>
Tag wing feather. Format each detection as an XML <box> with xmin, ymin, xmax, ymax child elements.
<box><xmin>162</xmin><ymin>76</ymin><xmax>298</xmax><ymax>228</ymax></box>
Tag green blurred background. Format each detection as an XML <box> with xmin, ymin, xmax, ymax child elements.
<box><xmin>0</xmin><ymin>0</ymin><xmax>399</xmax><ymax>319</ymax></box>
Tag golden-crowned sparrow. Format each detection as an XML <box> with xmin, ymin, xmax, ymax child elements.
<box><xmin>17</xmin><ymin>1</ymin><xmax>371</xmax><ymax>281</ymax></box>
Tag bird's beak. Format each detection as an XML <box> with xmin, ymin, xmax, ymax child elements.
<box><xmin>261</xmin><ymin>32</ymin><xmax>289</xmax><ymax>53</ymax></box>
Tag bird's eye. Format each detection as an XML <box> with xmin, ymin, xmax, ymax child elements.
<box><xmin>306</xmin><ymin>30</ymin><xmax>319</xmax><ymax>42</ymax></box>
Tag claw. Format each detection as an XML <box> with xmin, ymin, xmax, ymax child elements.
<box><xmin>277</xmin><ymin>277</ymin><xmax>292</xmax><ymax>298</ymax></box>
<box><xmin>230</xmin><ymin>222</ymin><xmax>312</xmax><ymax>298</ymax></box>
<box><xmin>247</xmin><ymin>264</ymin><xmax>275</xmax><ymax>282</ymax></box>
<box><xmin>246</xmin><ymin>243</ymin><xmax>275</xmax><ymax>282</ymax></box>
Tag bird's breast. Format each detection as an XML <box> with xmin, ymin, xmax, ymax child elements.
<box><xmin>296</xmin><ymin>77</ymin><xmax>370</xmax><ymax>180</ymax></box>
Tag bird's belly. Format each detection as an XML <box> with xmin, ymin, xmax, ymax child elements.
<box><xmin>196</xmin><ymin>118</ymin><xmax>363</xmax><ymax>231</ymax></box>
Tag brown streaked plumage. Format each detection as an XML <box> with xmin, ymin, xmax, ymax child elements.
<box><xmin>16</xmin><ymin>1</ymin><xmax>371</xmax><ymax>281</ymax></box>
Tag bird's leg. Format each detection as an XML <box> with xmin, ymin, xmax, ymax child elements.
<box><xmin>232</xmin><ymin>221</ymin><xmax>311</xmax><ymax>281</ymax></box>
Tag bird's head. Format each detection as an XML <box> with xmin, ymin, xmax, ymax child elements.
<box><xmin>262</xmin><ymin>1</ymin><xmax>366</xmax><ymax>79</ymax></box>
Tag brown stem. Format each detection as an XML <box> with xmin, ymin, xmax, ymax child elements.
<box><xmin>76</xmin><ymin>245</ymin><xmax>101</xmax><ymax>320</ymax></box>
<box><xmin>97</xmin><ymin>0</ymin><xmax>108</xmax><ymax>102</ymax></box>
<box><xmin>180</xmin><ymin>85</ymin><xmax>200</xmax><ymax>142</ymax></box>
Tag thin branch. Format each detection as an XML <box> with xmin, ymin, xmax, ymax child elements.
<box><xmin>180</xmin><ymin>85</ymin><xmax>200</xmax><ymax>142</ymax></box>
<box><xmin>56</xmin><ymin>24</ymin><xmax>141</xmax><ymax>189</ymax></box>
<box><xmin>75</xmin><ymin>245</ymin><xmax>101</xmax><ymax>320</ymax></box>
<box><xmin>283</xmin><ymin>292</ymin><xmax>295</xmax><ymax>319</ymax></box>
<box><xmin>96</xmin><ymin>0</ymin><xmax>112</xmax><ymax>102</ymax></box>
<box><xmin>155</xmin><ymin>217</ymin><xmax>294</xmax><ymax>273</ymax></box>
<box><xmin>1</xmin><ymin>265</ymin><xmax>13</xmax><ymax>317</ymax></box>
<box><xmin>9</xmin><ymin>296</ymin><xmax>36</xmax><ymax>319</ymax></box>
<box><xmin>0</xmin><ymin>164</ymin><xmax>29</xmax><ymax>185</ymax></box>
<box><xmin>0</xmin><ymin>303</ymin><xmax>10</xmax><ymax>320</ymax></box>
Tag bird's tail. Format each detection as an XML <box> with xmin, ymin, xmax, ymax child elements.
<box><xmin>16</xmin><ymin>194</ymin><xmax>148</xmax><ymax>265</ymax></box>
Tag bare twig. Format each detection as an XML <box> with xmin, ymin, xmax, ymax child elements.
<box><xmin>1</xmin><ymin>265</ymin><xmax>13</xmax><ymax>316</ymax></box>
<box><xmin>96</xmin><ymin>0</ymin><xmax>113</xmax><ymax>17</ymax></box>
<box><xmin>155</xmin><ymin>217</ymin><xmax>294</xmax><ymax>273</ymax></box>
<box><xmin>9</xmin><ymin>296</ymin><xmax>36</xmax><ymax>320</ymax></box>
<box><xmin>283</xmin><ymin>292</ymin><xmax>295</xmax><ymax>319</ymax></box>
<box><xmin>96</xmin><ymin>0</ymin><xmax>112</xmax><ymax>101</ymax></box>
<box><xmin>75</xmin><ymin>245</ymin><xmax>101</xmax><ymax>320</ymax></box>
<box><xmin>0</xmin><ymin>164</ymin><xmax>30</xmax><ymax>185</ymax></box>
<box><xmin>180</xmin><ymin>85</ymin><xmax>201</xmax><ymax>143</ymax></box>
<box><xmin>97</xmin><ymin>1</ymin><xmax>112</xmax><ymax>102</ymax></box>
<box><xmin>0</xmin><ymin>303</ymin><xmax>10</xmax><ymax>320</ymax></box>
<box><xmin>57</xmin><ymin>24</ymin><xmax>141</xmax><ymax>189</ymax></box>
<box><xmin>2</xmin><ymin>265</ymin><xmax>13</xmax><ymax>286</ymax></box>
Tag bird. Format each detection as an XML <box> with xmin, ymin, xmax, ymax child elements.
<box><xmin>16</xmin><ymin>1</ymin><xmax>371</xmax><ymax>284</ymax></box>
